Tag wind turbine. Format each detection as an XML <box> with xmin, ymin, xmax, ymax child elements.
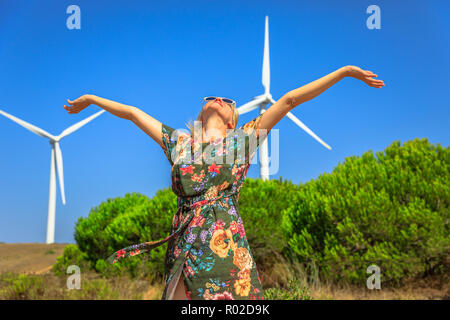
<box><xmin>0</xmin><ymin>108</ymin><xmax>106</xmax><ymax>244</ymax></box>
<box><xmin>237</xmin><ymin>16</ymin><xmax>332</xmax><ymax>180</ymax></box>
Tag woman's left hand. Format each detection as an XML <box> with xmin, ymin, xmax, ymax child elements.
<box><xmin>63</xmin><ymin>94</ymin><xmax>93</xmax><ymax>114</ymax></box>
<box><xmin>345</xmin><ymin>65</ymin><xmax>385</xmax><ymax>88</ymax></box>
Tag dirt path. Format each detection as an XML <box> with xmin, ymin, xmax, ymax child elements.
<box><xmin>0</xmin><ymin>243</ymin><xmax>68</xmax><ymax>275</ymax></box>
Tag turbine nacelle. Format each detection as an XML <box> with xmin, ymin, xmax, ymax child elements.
<box><xmin>254</xmin><ymin>93</ymin><xmax>272</xmax><ymax>103</ymax></box>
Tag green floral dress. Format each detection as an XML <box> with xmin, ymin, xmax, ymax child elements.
<box><xmin>107</xmin><ymin>114</ymin><xmax>268</xmax><ymax>300</ymax></box>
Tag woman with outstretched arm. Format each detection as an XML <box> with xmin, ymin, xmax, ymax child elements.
<box><xmin>64</xmin><ymin>65</ymin><xmax>384</xmax><ymax>300</ymax></box>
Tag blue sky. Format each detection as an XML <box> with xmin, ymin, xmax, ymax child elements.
<box><xmin>0</xmin><ymin>0</ymin><xmax>448</xmax><ymax>243</ymax></box>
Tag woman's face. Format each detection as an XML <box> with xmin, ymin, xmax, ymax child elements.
<box><xmin>202</xmin><ymin>97</ymin><xmax>235</xmax><ymax>128</ymax></box>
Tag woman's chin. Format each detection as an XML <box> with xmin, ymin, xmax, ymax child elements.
<box><xmin>204</xmin><ymin>106</ymin><xmax>220</xmax><ymax>116</ymax></box>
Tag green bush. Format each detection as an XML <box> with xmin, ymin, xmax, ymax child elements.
<box><xmin>238</xmin><ymin>178</ymin><xmax>299</xmax><ymax>276</ymax></box>
<box><xmin>58</xmin><ymin>138</ymin><xmax>449</xmax><ymax>288</ymax></box>
<box><xmin>74</xmin><ymin>192</ymin><xmax>149</xmax><ymax>263</ymax></box>
<box><xmin>281</xmin><ymin>138</ymin><xmax>449</xmax><ymax>285</ymax></box>
<box><xmin>72</xmin><ymin>190</ymin><xmax>176</xmax><ymax>278</ymax></box>
<box><xmin>53</xmin><ymin>244</ymin><xmax>91</xmax><ymax>275</ymax></box>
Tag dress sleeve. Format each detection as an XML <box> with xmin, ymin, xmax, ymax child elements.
<box><xmin>238</xmin><ymin>114</ymin><xmax>271</xmax><ymax>164</ymax></box>
<box><xmin>161</xmin><ymin>123</ymin><xmax>191</xmax><ymax>166</ymax></box>
<box><xmin>161</xmin><ymin>123</ymin><xmax>178</xmax><ymax>166</ymax></box>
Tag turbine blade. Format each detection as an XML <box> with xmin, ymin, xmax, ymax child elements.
<box><xmin>269</xmin><ymin>96</ymin><xmax>331</xmax><ymax>149</ymax></box>
<box><xmin>262</xmin><ymin>15</ymin><xmax>270</xmax><ymax>94</ymax></box>
<box><xmin>58</xmin><ymin>109</ymin><xmax>106</xmax><ymax>139</ymax></box>
<box><xmin>237</xmin><ymin>96</ymin><xmax>267</xmax><ymax>115</ymax></box>
<box><xmin>0</xmin><ymin>109</ymin><xmax>55</xmax><ymax>140</ymax></box>
<box><xmin>54</xmin><ymin>142</ymin><xmax>66</xmax><ymax>205</ymax></box>
<box><xmin>286</xmin><ymin>111</ymin><xmax>332</xmax><ymax>150</ymax></box>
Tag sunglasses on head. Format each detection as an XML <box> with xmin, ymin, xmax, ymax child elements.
<box><xmin>203</xmin><ymin>96</ymin><xmax>236</xmax><ymax>107</ymax></box>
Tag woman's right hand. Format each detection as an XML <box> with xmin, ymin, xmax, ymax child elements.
<box><xmin>63</xmin><ymin>94</ymin><xmax>94</xmax><ymax>114</ymax></box>
<box><xmin>344</xmin><ymin>65</ymin><xmax>385</xmax><ymax>88</ymax></box>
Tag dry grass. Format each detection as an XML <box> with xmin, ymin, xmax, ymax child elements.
<box><xmin>305</xmin><ymin>275</ymin><xmax>450</xmax><ymax>300</ymax></box>
<box><xmin>257</xmin><ymin>250</ymin><xmax>449</xmax><ymax>300</ymax></box>
<box><xmin>0</xmin><ymin>270</ymin><xmax>164</xmax><ymax>300</ymax></box>
<box><xmin>0</xmin><ymin>268</ymin><xmax>447</xmax><ymax>300</ymax></box>
<box><xmin>0</xmin><ymin>243</ymin><xmax>447</xmax><ymax>300</ymax></box>
<box><xmin>0</xmin><ymin>243</ymin><xmax>165</xmax><ymax>300</ymax></box>
<box><xmin>0</xmin><ymin>243</ymin><xmax>67</xmax><ymax>274</ymax></box>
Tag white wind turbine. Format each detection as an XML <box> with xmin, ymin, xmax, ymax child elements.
<box><xmin>0</xmin><ymin>109</ymin><xmax>106</xmax><ymax>244</ymax></box>
<box><xmin>237</xmin><ymin>16</ymin><xmax>332</xmax><ymax>180</ymax></box>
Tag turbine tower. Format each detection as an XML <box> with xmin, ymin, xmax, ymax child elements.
<box><xmin>237</xmin><ymin>16</ymin><xmax>332</xmax><ymax>180</ymax></box>
<box><xmin>0</xmin><ymin>109</ymin><xmax>106</xmax><ymax>243</ymax></box>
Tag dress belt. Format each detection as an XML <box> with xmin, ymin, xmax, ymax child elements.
<box><xmin>106</xmin><ymin>192</ymin><xmax>236</xmax><ymax>265</ymax></box>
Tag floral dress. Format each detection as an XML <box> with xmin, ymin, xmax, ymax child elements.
<box><xmin>106</xmin><ymin>114</ymin><xmax>268</xmax><ymax>300</ymax></box>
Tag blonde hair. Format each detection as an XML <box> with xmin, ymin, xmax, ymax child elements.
<box><xmin>187</xmin><ymin>102</ymin><xmax>239</xmax><ymax>135</ymax></box>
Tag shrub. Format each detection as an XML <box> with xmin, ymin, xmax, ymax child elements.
<box><xmin>238</xmin><ymin>178</ymin><xmax>300</xmax><ymax>285</ymax></box>
<box><xmin>281</xmin><ymin>138</ymin><xmax>449</xmax><ymax>285</ymax></box>
<box><xmin>0</xmin><ymin>273</ymin><xmax>44</xmax><ymax>300</ymax></box>
<box><xmin>58</xmin><ymin>138</ymin><xmax>449</xmax><ymax>288</ymax></box>
<box><xmin>72</xmin><ymin>190</ymin><xmax>176</xmax><ymax>279</ymax></box>
<box><xmin>74</xmin><ymin>192</ymin><xmax>150</xmax><ymax>263</ymax></box>
<box><xmin>52</xmin><ymin>244</ymin><xmax>91</xmax><ymax>275</ymax></box>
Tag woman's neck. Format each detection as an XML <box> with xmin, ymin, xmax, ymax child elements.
<box><xmin>201</xmin><ymin>116</ymin><xmax>227</xmax><ymax>143</ymax></box>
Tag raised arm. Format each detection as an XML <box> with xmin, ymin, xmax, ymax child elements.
<box><xmin>63</xmin><ymin>94</ymin><xmax>163</xmax><ymax>148</ymax></box>
<box><xmin>259</xmin><ymin>65</ymin><xmax>385</xmax><ymax>132</ymax></box>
